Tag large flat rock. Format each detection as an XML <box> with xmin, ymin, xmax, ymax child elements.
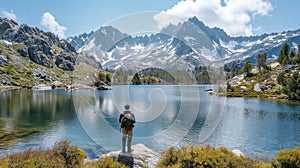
<box><xmin>101</xmin><ymin>144</ymin><xmax>160</xmax><ymax>168</ymax></box>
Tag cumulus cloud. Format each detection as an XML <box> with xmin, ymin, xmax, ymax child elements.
<box><xmin>40</xmin><ymin>12</ymin><xmax>66</xmax><ymax>39</ymax></box>
<box><xmin>2</xmin><ymin>10</ymin><xmax>17</xmax><ymax>21</ymax></box>
<box><xmin>154</xmin><ymin>0</ymin><xmax>273</xmax><ymax>36</ymax></box>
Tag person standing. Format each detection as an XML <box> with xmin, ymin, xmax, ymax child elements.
<box><xmin>119</xmin><ymin>104</ymin><xmax>136</xmax><ymax>153</ymax></box>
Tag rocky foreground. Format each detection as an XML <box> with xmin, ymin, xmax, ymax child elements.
<box><xmin>100</xmin><ymin>144</ymin><xmax>160</xmax><ymax>168</ymax></box>
<box><xmin>1</xmin><ymin>140</ymin><xmax>298</xmax><ymax>168</ymax></box>
<box><xmin>97</xmin><ymin>144</ymin><xmax>244</xmax><ymax>168</ymax></box>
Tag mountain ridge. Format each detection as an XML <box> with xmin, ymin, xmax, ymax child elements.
<box><xmin>68</xmin><ymin>16</ymin><xmax>300</xmax><ymax>70</ymax></box>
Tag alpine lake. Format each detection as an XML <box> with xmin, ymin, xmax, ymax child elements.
<box><xmin>0</xmin><ymin>85</ymin><xmax>300</xmax><ymax>160</ymax></box>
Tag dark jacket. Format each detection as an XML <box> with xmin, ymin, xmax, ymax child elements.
<box><xmin>119</xmin><ymin>111</ymin><xmax>135</xmax><ymax>129</ymax></box>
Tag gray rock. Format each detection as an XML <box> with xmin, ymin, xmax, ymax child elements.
<box><xmin>0</xmin><ymin>54</ymin><xmax>9</xmax><ymax>64</ymax></box>
<box><xmin>0</xmin><ymin>21</ymin><xmax>12</xmax><ymax>35</ymax></box>
<box><xmin>44</xmin><ymin>76</ymin><xmax>52</xmax><ymax>82</ymax></box>
<box><xmin>117</xmin><ymin>153</ymin><xmax>134</xmax><ymax>167</ymax></box>
<box><xmin>254</xmin><ymin>83</ymin><xmax>262</xmax><ymax>92</ymax></box>
<box><xmin>58</xmin><ymin>40</ymin><xmax>76</xmax><ymax>53</ymax></box>
<box><xmin>17</xmin><ymin>46</ymin><xmax>29</xmax><ymax>57</ymax></box>
<box><xmin>5</xmin><ymin>81</ymin><xmax>11</xmax><ymax>86</ymax></box>
<box><xmin>1</xmin><ymin>80</ymin><xmax>6</xmax><ymax>85</ymax></box>
<box><xmin>55</xmin><ymin>53</ymin><xmax>76</xmax><ymax>70</ymax></box>
<box><xmin>0</xmin><ymin>18</ymin><xmax>18</xmax><ymax>40</ymax></box>
<box><xmin>232</xmin><ymin>149</ymin><xmax>245</xmax><ymax>157</ymax></box>
<box><xmin>15</xmin><ymin>28</ymin><xmax>30</xmax><ymax>43</ymax></box>
<box><xmin>11</xmin><ymin>81</ymin><xmax>20</xmax><ymax>86</ymax></box>
<box><xmin>101</xmin><ymin>144</ymin><xmax>160</xmax><ymax>168</ymax></box>
<box><xmin>28</xmin><ymin>46</ymin><xmax>53</xmax><ymax>68</ymax></box>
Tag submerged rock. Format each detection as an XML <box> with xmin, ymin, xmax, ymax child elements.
<box><xmin>101</xmin><ymin>144</ymin><xmax>160</xmax><ymax>168</ymax></box>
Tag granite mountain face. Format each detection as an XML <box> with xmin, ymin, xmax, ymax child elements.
<box><xmin>0</xmin><ymin>18</ymin><xmax>101</xmax><ymax>87</ymax></box>
<box><xmin>69</xmin><ymin>17</ymin><xmax>300</xmax><ymax>70</ymax></box>
<box><xmin>0</xmin><ymin>18</ymin><xmax>78</xmax><ymax>71</ymax></box>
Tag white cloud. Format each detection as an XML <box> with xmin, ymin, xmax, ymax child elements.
<box><xmin>40</xmin><ymin>12</ymin><xmax>66</xmax><ymax>39</ymax></box>
<box><xmin>154</xmin><ymin>0</ymin><xmax>273</xmax><ymax>36</ymax></box>
<box><xmin>2</xmin><ymin>10</ymin><xmax>17</xmax><ymax>21</ymax></box>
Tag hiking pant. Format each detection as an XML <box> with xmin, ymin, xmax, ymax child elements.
<box><xmin>122</xmin><ymin>128</ymin><xmax>132</xmax><ymax>152</ymax></box>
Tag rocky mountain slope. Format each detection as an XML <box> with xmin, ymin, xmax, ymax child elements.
<box><xmin>0</xmin><ymin>18</ymin><xmax>77</xmax><ymax>70</ymax></box>
<box><xmin>224</xmin><ymin>62</ymin><xmax>300</xmax><ymax>100</ymax></box>
<box><xmin>0</xmin><ymin>18</ymin><xmax>100</xmax><ymax>87</ymax></box>
<box><xmin>68</xmin><ymin>17</ymin><xmax>300</xmax><ymax>71</ymax></box>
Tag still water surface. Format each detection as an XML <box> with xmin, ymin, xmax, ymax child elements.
<box><xmin>0</xmin><ymin>85</ymin><xmax>299</xmax><ymax>159</ymax></box>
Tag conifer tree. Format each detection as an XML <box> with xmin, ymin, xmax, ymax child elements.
<box><xmin>243</xmin><ymin>61</ymin><xmax>252</xmax><ymax>77</ymax></box>
<box><xmin>131</xmin><ymin>73</ymin><xmax>141</xmax><ymax>85</ymax></box>
<box><xmin>278</xmin><ymin>43</ymin><xmax>290</xmax><ymax>64</ymax></box>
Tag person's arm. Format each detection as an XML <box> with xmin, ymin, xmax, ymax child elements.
<box><xmin>119</xmin><ymin>114</ymin><xmax>124</xmax><ymax>124</ymax></box>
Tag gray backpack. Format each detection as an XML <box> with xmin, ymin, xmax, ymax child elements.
<box><xmin>122</xmin><ymin>113</ymin><xmax>135</xmax><ymax>128</ymax></box>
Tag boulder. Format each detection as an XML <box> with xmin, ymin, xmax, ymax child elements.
<box><xmin>232</xmin><ymin>149</ymin><xmax>245</xmax><ymax>157</ymax></box>
<box><xmin>55</xmin><ymin>53</ymin><xmax>76</xmax><ymax>70</ymax></box>
<box><xmin>254</xmin><ymin>83</ymin><xmax>262</xmax><ymax>92</ymax></box>
<box><xmin>0</xmin><ymin>19</ymin><xmax>18</xmax><ymax>38</ymax></box>
<box><xmin>117</xmin><ymin>153</ymin><xmax>134</xmax><ymax>167</ymax></box>
<box><xmin>0</xmin><ymin>54</ymin><xmax>9</xmax><ymax>64</ymax></box>
<box><xmin>270</xmin><ymin>62</ymin><xmax>280</xmax><ymax>69</ymax></box>
<box><xmin>240</xmin><ymin>86</ymin><xmax>247</xmax><ymax>90</ymax></box>
<box><xmin>0</xmin><ymin>21</ymin><xmax>12</xmax><ymax>35</ymax></box>
<box><xmin>101</xmin><ymin>144</ymin><xmax>160</xmax><ymax>168</ymax></box>
<box><xmin>17</xmin><ymin>46</ymin><xmax>29</xmax><ymax>57</ymax></box>
<box><xmin>11</xmin><ymin>81</ymin><xmax>20</xmax><ymax>86</ymax></box>
<box><xmin>28</xmin><ymin>46</ymin><xmax>52</xmax><ymax>68</ymax></box>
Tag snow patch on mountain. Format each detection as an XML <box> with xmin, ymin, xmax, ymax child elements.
<box><xmin>78</xmin><ymin>38</ymin><xmax>96</xmax><ymax>53</ymax></box>
<box><xmin>184</xmin><ymin>36</ymin><xmax>195</xmax><ymax>42</ymax></box>
<box><xmin>0</xmin><ymin>40</ymin><xmax>13</xmax><ymax>45</ymax></box>
<box><xmin>131</xmin><ymin>44</ymin><xmax>145</xmax><ymax>50</ymax></box>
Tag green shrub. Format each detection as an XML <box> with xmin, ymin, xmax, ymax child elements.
<box><xmin>0</xmin><ymin>140</ymin><xmax>86</xmax><ymax>168</ymax></box>
<box><xmin>156</xmin><ymin>144</ymin><xmax>268</xmax><ymax>168</ymax></box>
<box><xmin>6</xmin><ymin>148</ymin><xmax>65</xmax><ymax>168</ymax></box>
<box><xmin>11</xmin><ymin>75</ymin><xmax>21</xmax><ymax>80</ymax></box>
<box><xmin>275</xmin><ymin>84</ymin><xmax>284</xmax><ymax>94</ymax></box>
<box><xmin>53</xmin><ymin>140</ymin><xmax>87</xmax><ymax>167</ymax></box>
<box><xmin>272</xmin><ymin>147</ymin><xmax>300</xmax><ymax>168</ymax></box>
<box><xmin>84</xmin><ymin>157</ymin><xmax>127</xmax><ymax>168</ymax></box>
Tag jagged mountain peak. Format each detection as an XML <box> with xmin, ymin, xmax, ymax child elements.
<box><xmin>68</xmin><ymin>16</ymin><xmax>300</xmax><ymax>71</ymax></box>
<box><xmin>188</xmin><ymin>16</ymin><xmax>207</xmax><ymax>30</ymax></box>
<box><xmin>67</xmin><ymin>31</ymin><xmax>94</xmax><ymax>51</ymax></box>
<box><xmin>86</xmin><ymin>25</ymin><xmax>128</xmax><ymax>51</ymax></box>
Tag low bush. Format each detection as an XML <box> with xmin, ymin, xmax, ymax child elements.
<box><xmin>0</xmin><ymin>140</ymin><xmax>86</xmax><ymax>168</ymax></box>
<box><xmin>272</xmin><ymin>147</ymin><xmax>300</xmax><ymax>168</ymax></box>
<box><xmin>84</xmin><ymin>156</ymin><xmax>127</xmax><ymax>168</ymax></box>
<box><xmin>156</xmin><ymin>144</ymin><xmax>269</xmax><ymax>168</ymax></box>
<box><xmin>53</xmin><ymin>140</ymin><xmax>87</xmax><ymax>167</ymax></box>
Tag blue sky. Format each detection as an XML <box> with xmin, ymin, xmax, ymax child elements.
<box><xmin>1</xmin><ymin>0</ymin><xmax>299</xmax><ymax>38</ymax></box>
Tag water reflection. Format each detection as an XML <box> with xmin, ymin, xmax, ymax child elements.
<box><xmin>0</xmin><ymin>90</ymin><xmax>77</xmax><ymax>151</ymax></box>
